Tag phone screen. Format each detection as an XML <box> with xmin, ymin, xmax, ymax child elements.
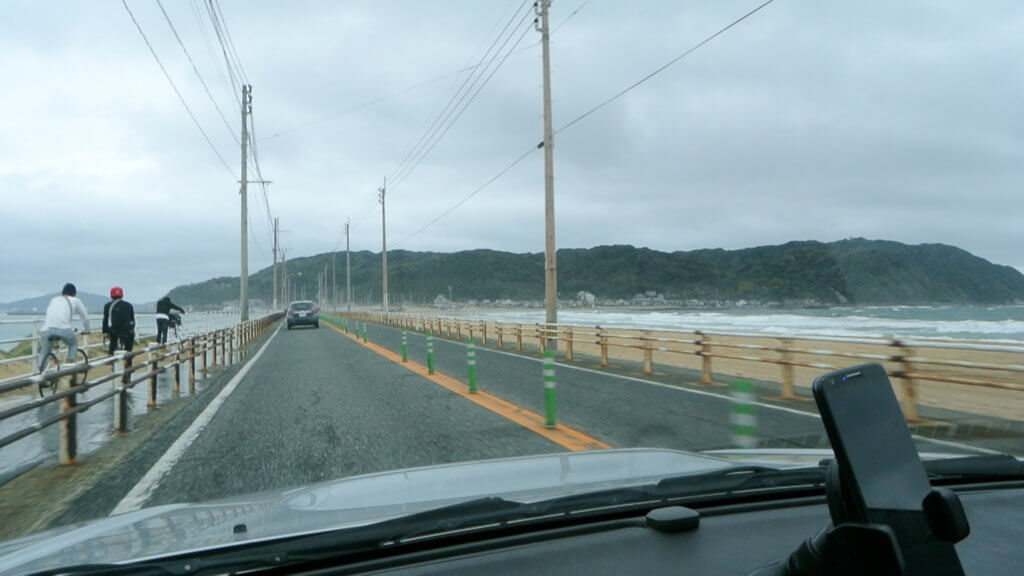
<box><xmin>814</xmin><ymin>363</ymin><xmax>964</xmax><ymax>576</ymax></box>
<box><xmin>815</xmin><ymin>364</ymin><xmax>931</xmax><ymax>513</ymax></box>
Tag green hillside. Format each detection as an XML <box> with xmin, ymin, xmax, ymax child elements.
<box><xmin>167</xmin><ymin>239</ymin><xmax>1024</xmax><ymax>309</ymax></box>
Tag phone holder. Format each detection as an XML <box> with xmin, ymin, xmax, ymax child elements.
<box><xmin>749</xmin><ymin>460</ymin><xmax>970</xmax><ymax>576</ymax></box>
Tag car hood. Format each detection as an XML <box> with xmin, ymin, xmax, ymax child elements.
<box><xmin>0</xmin><ymin>448</ymin><xmax>739</xmax><ymax>575</ymax></box>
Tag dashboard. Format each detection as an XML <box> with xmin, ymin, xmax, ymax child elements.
<box><xmin>303</xmin><ymin>484</ymin><xmax>1024</xmax><ymax>576</ymax></box>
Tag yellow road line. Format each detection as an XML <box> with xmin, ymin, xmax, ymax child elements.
<box><xmin>325</xmin><ymin>322</ymin><xmax>611</xmax><ymax>452</ymax></box>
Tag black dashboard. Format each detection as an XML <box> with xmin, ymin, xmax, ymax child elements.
<box><xmin>307</xmin><ymin>484</ymin><xmax>1024</xmax><ymax>576</ymax></box>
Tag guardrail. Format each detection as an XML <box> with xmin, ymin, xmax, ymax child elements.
<box><xmin>341</xmin><ymin>311</ymin><xmax>1024</xmax><ymax>423</ymax></box>
<box><xmin>0</xmin><ymin>313</ymin><xmax>282</xmax><ymax>467</ymax></box>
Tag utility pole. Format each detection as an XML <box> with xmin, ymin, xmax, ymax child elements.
<box><xmin>332</xmin><ymin>247</ymin><xmax>337</xmax><ymax>311</ymax></box>
<box><xmin>379</xmin><ymin>178</ymin><xmax>389</xmax><ymax>317</ymax></box>
<box><xmin>272</xmin><ymin>217</ymin><xmax>279</xmax><ymax>310</ymax></box>
<box><xmin>281</xmin><ymin>249</ymin><xmax>288</xmax><ymax>304</ymax></box>
<box><xmin>345</xmin><ymin>219</ymin><xmax>352</xmax><ymax>313</ymax></box>
<box><xmin>537</xmin><ymin>1</ymin><xmax>557</xmax><ymax>350</ymax></box>
<box><xmin>239</xmin><ymin>84</ymin><xmax>251</xmax><ymax>321</ymax></box>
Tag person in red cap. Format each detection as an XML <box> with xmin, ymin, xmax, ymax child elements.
<box><xmin>102</xmin><ymin>286</ymin><xmax>136</xmax><ymax>355</ymax></box>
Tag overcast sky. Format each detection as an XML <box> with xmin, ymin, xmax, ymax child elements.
<box><xmin>2</xmin><ymin>0</ymin><xmax>1022</xmax><ymax>303</ymax></box>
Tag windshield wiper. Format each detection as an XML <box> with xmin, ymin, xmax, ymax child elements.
<box><xmin>923</xmin><ymin>454</ymin><xmax>1024</xmax><ymax>480</ymax></box>
<box><xmin>84</xmin><ymin>467</ymin><xmax>827</xmax><ymax>575</ymax></box>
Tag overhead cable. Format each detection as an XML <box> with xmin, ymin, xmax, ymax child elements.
<box><xmin>386</xmin><ymin>0</ymin><xmax>535</xmax><ymax>194</ymax></box>
<box><xmin>396</xmin><ymin>0</ymin><xmax>776</xmax><ymax>244</ymax></box>
<box><xmin>555</xmin><ymin>0</ymin><xmax>776</xmax><ymax>136</ymax></box>
<box><xmin>121</xmin><ymin>0</ymin><xmax>234</xmax><ymax>176</ymax></box>
<box><xmin>156</xmin><ymin>0</ymin><xmax>239</xmax><ymax>143</ymax></box>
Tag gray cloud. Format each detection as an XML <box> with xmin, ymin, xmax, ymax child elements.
<box><xmin>2</xmin><ymin>0</ymin><xmax>1022</xmax><ymax>303</ymax></box>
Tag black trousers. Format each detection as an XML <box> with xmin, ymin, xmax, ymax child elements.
<box><xmin>156</xmin><ymin>318</ymin><xmax>169</xmax><ymax>344</ymax></box>
<box><xmin>108</xmin><ymin>331</ymin><xmax>135</xmax><ymax>354</ymax></box>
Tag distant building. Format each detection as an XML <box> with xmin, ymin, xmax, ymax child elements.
<box><xmin>576</xmin><ymin>291</ymin><xmax>596</xmax><ymax>307</ymax></box>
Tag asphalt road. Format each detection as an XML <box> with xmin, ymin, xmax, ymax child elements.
<box><xmin>351</xmin><ymin>320</ymin><xmax>828</xmax><ymax>452</ymax></box>
<box><xmin>41</xmin><ymin>316</ymin><xmax>995</xmax><ymax>529</ymax></box>
<box><xmin>140</xmin><ymin>322</ymin><xmax>565</xmax><ymax>508</ymax></box>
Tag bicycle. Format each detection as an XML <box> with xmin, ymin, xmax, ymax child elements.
<box><xmin>38</xmin><ymin>331</ymin><xmax>91</xmax><ymax>397</ymax></box>
<box><xmin>168</xmin><ymin>311</ymin><xmax>183</xmax><ymax>342</ymax></box>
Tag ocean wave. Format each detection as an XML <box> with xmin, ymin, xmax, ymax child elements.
<box><xmin>452</xmin><ymin>307</ymin><xmax>1024</xmax><ymax>342</ymax></box>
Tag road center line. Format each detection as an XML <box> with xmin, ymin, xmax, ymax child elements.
<box><xmin>326</xmin><ymin>323</ymin><xmax>610</xmax><ymax>452</ymax></box>
<box><xmin>110</xmin><ymin>325</ymin><xmax>282</xmax><ymax>516</ymax></box>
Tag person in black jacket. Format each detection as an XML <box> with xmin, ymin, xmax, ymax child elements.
<box><xmin>102</xmin><ymin>286</ymin><xmax>136</xmax><ymax>354</ymax></box>
<box><xmin>155</xmin><ymin>295</ymin><xmax>186</xmax><ymax>344</ymax></box>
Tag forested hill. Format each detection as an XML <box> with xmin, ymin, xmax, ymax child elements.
<box><xmin>168</xmin><ymin>239</ymin><xmax>1024</xmax><ymax>309</ymax></box>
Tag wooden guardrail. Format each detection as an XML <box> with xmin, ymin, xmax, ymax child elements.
<box><xmin>0</xmin><ymin>313</ymin><xmax>282</xmax><ymax>467</ymax></box>
<box><xmin>341</xmin><ymin>311</ymin><xmax>1024</xmax><ymax>423</ymax></box>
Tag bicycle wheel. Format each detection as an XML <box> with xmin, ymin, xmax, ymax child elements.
<box><xmin>76</xmin><ymin>348</ymin><xmax>91</xmax><ymax>383</ymax></box>
<box><xmin>38</xmin><ymin>352</ymin><xmax>61</xmax><ymax>397</ymax></box>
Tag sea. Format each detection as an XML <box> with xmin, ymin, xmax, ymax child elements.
<box><xmin>0</xmin><ymin>312</ymin><xmax>245</xmax><ymax>352</ymax></box>
<box><xmin>442</xmin><ymin>305</ymin><xmax>1024</xmax><ymax>344</ymax></box>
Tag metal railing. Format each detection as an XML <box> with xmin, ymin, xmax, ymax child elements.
<box><xmin>341</xmin><ymin>311</ymin><xmax>1024</xmax><ymax>423</ymax></box>
<box><xmin>0</xmin><ymin>313</ymin><xmax>282</xmax><ymax>467</ymax></box>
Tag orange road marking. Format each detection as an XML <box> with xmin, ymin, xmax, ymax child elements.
<box><xmin>326</xmin><ymin>322</ymin><xmax>611</xmax><ymax>452</ymax></box>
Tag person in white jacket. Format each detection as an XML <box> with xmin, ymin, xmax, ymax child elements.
<box><xmin>38</xmin><ymin>283</ymin><xmax>91</xmax><ymax>373</ymax></box>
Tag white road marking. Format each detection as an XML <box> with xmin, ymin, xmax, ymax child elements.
<box><xmin>110</xmin><ymin>325</ymin><xmax>282</xmax><ymax>515</ymax></box>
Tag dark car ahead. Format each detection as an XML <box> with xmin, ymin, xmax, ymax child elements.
<box><xmin>286</xmin><ymin>301</ymin><xmax>319</xmax><ymax>329</ymax></box>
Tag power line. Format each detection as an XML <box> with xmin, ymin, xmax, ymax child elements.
<box><xmin>394</xmin><ymin>0</ymin><xmax>776</xmax><ymax>245</ymax></box>
<box><xmin>121</xmin><ymin>0</ymin><xmax>234</xmax><ymax>176</ymax></box>
<box><xmin>387</xmin><ymin>1</ymin><xmax>536</xmax><ymax>194</ymax></box>
<box><xmin>259</xmin><ymin>66</ymin><xmax>475</xmax><ymax>143</ymax></box>
<box><xmin>555</xmin><ymin>0</ymin><xmax>776</xmax><ymax>136</ymax></box>
<box><xmin>386</xmin><ymin>0</ymin><xmax>524</xmax><ymax>183</ymax></box>
<box><xmin>211</xmin><ymin>0</ymin><xmax>249</xmax><ymax>85</ymax></box>
<box><xmin>204</xmin><ymin>0</ymin><xmax>241</xmax><ymax>97</ymax></box>
<box><xmin>156</xmin><ymin>0</ymin><xmax>239</xmax><ymax>143</ymax></box>
<box><xmin>394</xmin><ymin>145</ymin><xmax>537</xmax><ymax>247</ymax></box>
<box><xmin>189</xmin><ymin>0</ymin><xmax>235</xmax><ymax>109</ymax></box>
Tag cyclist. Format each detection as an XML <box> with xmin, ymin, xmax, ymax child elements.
<box><xmin>155</xmin><ymin>295</ymin><xmax>185</xmax><ymax>344</ymax></box>
<box><xmin>102</xmin><ymin>286</ymin><xmax>136</xmax><ymax>355</ymax></box>
<box><xmin>38</xmin><ymin>283</ymin><xmax>91</xmax><ymax>373</ymax></box>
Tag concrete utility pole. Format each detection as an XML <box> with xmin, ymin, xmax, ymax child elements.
<box><xmin>272</xmin><ymin>217</ymin><xmax>279</xmax><ymax>310</ymax></box>
<box><xmin>345</xmin><ymin>219</ymin><xmax>352</xmax><ymax>313</ymax></box>
<box><xmin>332</xmin><ymin>247</ymin><xmax>336</xmax><ymax>311</ymax></box>
<box><xmin>281</xmin><ymin>250</ymin><xmax>288</xmax><ymax>304</ymax></box>
<box><xmin>537</xmin><ymin>1</ymin><xmax>557</xmax><ymax>350</ymax></box>
<box><xmin>239</xmin><ymin>84</ymin><xmax>251</xmax><ymax>321</ymax></box>
<box><xmin>379</xmin><ymin>178</ymin><xmax>389</xmax><ymax>317</ymax></box>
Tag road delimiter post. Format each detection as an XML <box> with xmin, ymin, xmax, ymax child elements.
<box><xmin>467</xmin><ymin>338</ymin><xmax>477</xmax><ymax>393</ymax></box>
<box><xmin>401</xmin><ymin>330</ymin><xmax>408</xmax><ymax>362</ymax></box>
<box><xmin>427</xmin><ymin>332</ymin><xmax>435</xmax><ymax>375</ymax></box>
<box><xmin>543</xmin><ymin>350</ymin><xmax>556</xmax><ymax>428</ymax></box>
<box><xmin>730</xmin><ymin>380</ymin><xmax>758</xmax><ymax>448</ymax></box>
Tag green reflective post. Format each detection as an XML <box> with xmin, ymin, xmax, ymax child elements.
<box><xmin>543</xmin><ymin>350</ymin><xmax>556</xmax><ymax>428</ymax></box>
<box><xmin>467</xmin><ymin>339</ymin><xmax>477</xmax><ymax>393</ymax></box>
<box><xmin>730</xmin><ymin>380</ymin><xmax>759</xmax><ymax>448</ymax></box>
<box><xmin>427</xmin><ymin>332</ymin><xmax>435</xmax><ymax>374</ymax></box>
<box><xmin>401</xmin><ymin>330</ymin><xmax>408</xmax><ymax>362</ymax></box>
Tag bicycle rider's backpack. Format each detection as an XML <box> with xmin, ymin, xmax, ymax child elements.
<box><xmin>110</xmin><ymin>301</ymin><xmax>134</xmax><ymax>332</ymax></box>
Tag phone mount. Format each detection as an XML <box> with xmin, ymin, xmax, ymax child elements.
<box><xmin>749</xmin><ymin>459</ymin><xmax>970</xmax><ymax>576</ymax></box>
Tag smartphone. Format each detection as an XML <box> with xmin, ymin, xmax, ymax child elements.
<box><xmin>813</xmin><ymin>363</ymin><xmax>963</xmax><ymax>576</ymax></box>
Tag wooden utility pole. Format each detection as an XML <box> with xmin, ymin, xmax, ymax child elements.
<box><xmin>239</xmin><ymin>84</ymin><xmax>251</xmax><ymax>321</ymax></box>
<box><xmin>537</xmin><ymin>1</ymin><xmax>557</xmax><ymax>349</ymax></box>
<box><xmin>380</xmin><ymin>178</ymin><xmax>389</xmax><ymax>317</ymax></box>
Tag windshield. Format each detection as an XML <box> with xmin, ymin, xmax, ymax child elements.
<box><xmin>1</xmin><ymin>1</ymin><xmax>1022</xmax><ymax>574</ymax></box>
